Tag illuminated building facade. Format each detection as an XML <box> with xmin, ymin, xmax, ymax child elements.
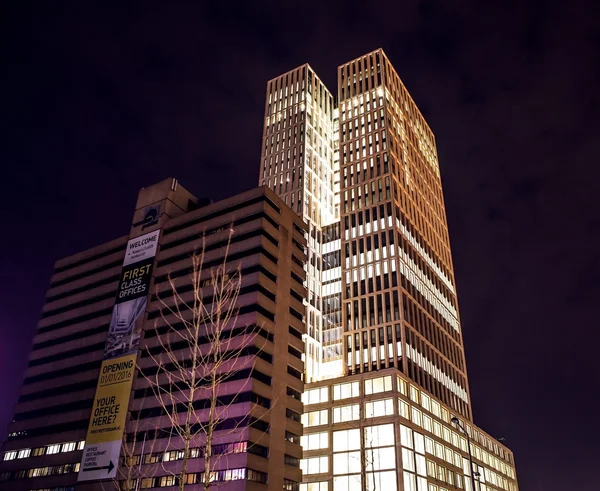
<box><xmin>259</xmin><ymin>66</ymin><xmax>341</xmax><ymax>381</ymax></box>
<box><xmin>0</xmin><ymin>47</ymin><xmax>519</xmax><ymax>491</ymax></box>
<box><xmin>261</xmin><ymin>49</ymin><xmax>519</xmax><ymax>491</ymax></box>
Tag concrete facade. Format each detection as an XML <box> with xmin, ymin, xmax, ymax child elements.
<box><xmin>1</xmin><ymin>180</ymin><xmax>308</xmax><ymax>491</ymax></box>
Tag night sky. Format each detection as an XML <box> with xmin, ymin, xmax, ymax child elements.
<box><xmin>1</xmin><ymin>2</ymin><xmax>599</xmax><ymax>489</ymax></box>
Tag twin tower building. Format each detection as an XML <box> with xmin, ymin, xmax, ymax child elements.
<box><xmin>0</xmin><ymin>49</ymin><xmax>519</xmax><ymax>491</ymax></box>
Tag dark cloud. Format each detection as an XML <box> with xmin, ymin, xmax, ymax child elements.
<box><xmin>1</xmin><ymin>1</ymin><xmax>598</xmax><ymax>489</ymax></box>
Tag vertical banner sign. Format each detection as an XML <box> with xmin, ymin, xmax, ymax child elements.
<box><xmin>78</xmin><ymin>230</ymin><xmax>160</xmax><ymax>482</ymax></box>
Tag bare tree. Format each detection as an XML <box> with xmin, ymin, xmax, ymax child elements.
<box><xmin>138</xmin><ymin>231</ymin><xmax>271</xmax><ymax>491</ymax></box>
<box><xmin>363</xmin><ymin>427</ymin><xmax>378</xmax><ymax>491</ymax></box>
<box><xmin>344</xmin><ymin>418</ymin><xmax>378</xmax><ymax>491</ymax></box>
<box><xmin>106</xmin><ymin>407</ymin><xmax>159</xmax><ymax>491</ymax></box>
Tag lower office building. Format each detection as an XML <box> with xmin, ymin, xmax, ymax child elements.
<box><xmin>300</xmin><ymin>369</ymin><xmax>518</xmax><ymax>491</ymax></box>
<box><xmin>0</xmin><ymin>179</ymin><xmax>308</xmax><ymax>491</ymax></box>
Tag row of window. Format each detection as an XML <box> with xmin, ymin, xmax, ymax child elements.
<box><xmin>304</xmin><ymin>400</ymin><xmax>517</xmax><ymax>486</ymax></box>
<box><xmin>340</xmin><ymin>85</ymin><xmax>384</xmax><ymax>121</ymax></box>
<box><xmin>342</xmin><ymin>204</ymin><xmax>457</xmax><ymax>334</ymax></box>
<box><xmin>268</xmin><ymin>70</ymin><xmax>333</xmax><ymax>117</ymax></box>
<box><xmin>402</xmin><ymin>404</ymin><xmax>515</xmax><ymax>482</ymax></box>
<box><xmin>400</xmin><ymin>258</ymin><xmax>458</xmax><ymax>333</ymax></box>
<box><xmin>344</xmin><ymin>195</ymin><xmax>451</xmax><ymax>300</ymax></box>
<box><xmin>0</xmin><ymin>462</ymin><xmax>79</xmax><ymax>481</ymax></box>
<box><xmin>404</xmin><ymin>384</ymin><xmax>513</xmax><ymax>469</ymax></box>
<box><xmin>3</xmin><ymin>440</ymin><xmax>84</xmax><ymax>461</ymax></box>
<box><xmin>127</xmin><ymin>416</ymin><xmax>270</xmax><ymax>444</ymax></box>
<box><xmin>122</xmin><ymin>441</ymin><xmax>268</xmax><ymax>467</ymax></box>
<box><xmin>164</xmin><ymin>194</ymin><xmax>280</xmax><ymax>237</ymax></box>
<box><xmin>402</xmin><ymin>305</ymin><xmax>468</xmax><ymax>417</ymax></box>
<box><xmin>301</xmin><ymin>421</ymin><xmax>515</xmax><ymax>491</ymax></box>
<box><xmin>123</xmin><ymin>467</ymin><xmax>268</xmax><ymax>489</ymax></box>
<box><xmin>402</xmin><ymin>288</ymin><xmax>465</xmax><ymax>373</ymax></box>
<box><xmin>405</xmin><ymin>341</ymin><xmax>468</xmax><ymax>404</ymax></box>
<box><xmin>301</xmin><ymin>472</ymin><xmax>398</xmax><ymax>491</ymax></box>
<box><xmin>303</xmin><ymin>374</ymin><xmax>394</xmax><ymax>407</ymax></box>
<box><xmin>302</xmin><ymin>374</ymin><xmax>514</xmax><ymax>470</ymax></box>
<box><xmin>27</xmin><ymin>254</ymin><xmax>284</xmax><ymax>372</ymax></box>
<box><xmin>5</xmin><ymin>447</ymin><xmax>277</xmax><ymax>491</ymax></box>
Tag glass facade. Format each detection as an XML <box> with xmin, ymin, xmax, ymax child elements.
<box><xmin>300</xmin><ymin>369</ymin><xmax>518</xmax><ymax>491</ymax></box>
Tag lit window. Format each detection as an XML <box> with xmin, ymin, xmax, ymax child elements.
<box><xmin>300</xmin><ymin>481</ymin><xmax>329</xmax><ymax>491</ymax></box>
<box><xmin>399</xmin><ymin>399</ymin><xmax>410</xmax><ymax>419</ymax></box>
<box><xmin>398</xmin><ymin>377</ymin><xmax>406</xmax><ymax>395</ymax></box>
<box><xmin>365</xmin><ymin>375</ymin><xmax>392</xmax><ymax>394</ymax></box>
<box><xmin>365</xmin><ymin>398</ymin><xmax>394</xmax><ymax>418</ymax></box>
<box><xmin>436</xmin><ymin>465</ymin><xmax>446</xmax><ymax>482</ymax></box>
<box><xmin>300</xmin><ymin>456</ymin><xmax>329</xmax><ymax>475</ymax></box>
<box><xmin>333</xmin><ymin>381</ymin><xmax>360</xmax><ymax>400</ymax></box>
<box><xmin>333</xmin><ymin>404</ymin><xmax>360</xmax><ymax>423</ymax></box>
<box><xmin>421</xmin><ymin>393</ymin><xmax>430</xmax><ymax>412</ymax></box>
<box><xmin>366</xmin><ymin>469</ymin><xmax>396</xmax><ymax>491</ymax></box>
<box><xmin>61</xmin><ymin>442</ymin><xmax>76</xmax><ymax>453</ymax></box>
<box><xmin>140</xmin><ymin>477</ymin><xmax>154</xmax><ymax>488</ymax></box>
<box><xmin>412</xmin><ymin>407</ymin><xmax>423</xmax><ymax>427</ymax></box>
<box><xmin>403</xmin><ymin>471</ymin><xmax>417</xmax><ymax>491</ymax></box>
<box><xmin>301</xmin><ymin>432</ymin><xmax>329</xmax><ymax>450</ymax></box>
<box><xmin>435</xmin><ymin>442</ymin><xmax>444</xmax><ymax>459</ymax></box>
<box><xmin>77</xmin><ymin>440</ymin><xmax>85</xmax><ymax>450</ymax></box>
<box><xmin>442</xmin><ymin>447</ymin><xmax>452</xmax><ymax>466</ymax></box>
<box><xmin>423</xmin><ymin>415</ymin><xmax>432</xmax><ymax>433</ymax></box>
<box><xmin>410</xmin><ymin>386</ymin><xmax>420</xmax><ymax>403</ymax></box>
<box><xmin>454</xmin><ymin>451</ymin><xmax>462</xmax><ymax>469</ymax></box>
<box><xmin>427</xmin><ymin>460</ymin><xmax>437</xmax><ymax>478</ymax></box>
<box><xmin>416</xmin><ymin>454</ymin><xmax>427</xmax><ymax>477</ymax></box>
<box><xmin>302</xmin><ymin>409</ymin><xmax>329</xmax><ymax>427</ymax></box>
<box><xmin>402</xmin><ymin>448</ymin><xmax>415</xmax><ymax>472</ymax></box>
<box><xmin>3</xmin><ymin>451</ymin><xmax>17</xmax><ymax>461</ymax></box>
<box><xmin>367</xmin><ymin>446</ymin><xmax>396</xmax><ymax>471</ymax></box>
<box><xmin>46</xmin><ymin>444</ymin><xmax>61</xmax><ymax>455</ymax></box>
<box><xmin>333</xmin><ymin>428</ymin><xmax>361</xmax><ymax>451</ymax></box>
<box><xmin>160</xmin><ymin>475</ymin><xmax>176</xmax><ymax>486</ymax></box>
<box><xmin>17</xmin><ymin>449</ymin><xmax>30</xmax><ymax>459</ymax></box>
<box><xmin>414</xmin><ymin>432</ymin><xmax>425</xmax><ymax>454</ymax></box>
<box><xmin>365</xmin><ymin>424</ymin><xmax>395</xmax><ymax>447</ymax></box>
<box><xmin>302</xmin><ymin>387</ymin><xmax>329</xmax><ymax>405</ymax></box>
<box><xmin>334</xmin><ymin>474</ymin><xmax>362</xmax><ymax>491</ymax></box>
<box><xmin>425</xmin><ymin>437</ymin><xmax>434</xmax><ymax>455</ymax></box>
<box><xmin>400</xmin><ymin>425</ymin><xmax>413</xmax><ymax>449</ymax></box>
<box><xmin>443</xmin><ymin>427</ymin><xmax>452</xmax><ymax>443</ymax></box>
<box><xmin>333</xmin><ymin>451</ymin><xmax>361</xmax><ymax>474</ymax></box>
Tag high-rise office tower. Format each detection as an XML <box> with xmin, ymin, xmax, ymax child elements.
<box><xmin>259</xmin><ymin>66</ymin><xmax>341</xmax><ymax>382</ymax></box>
<box><xmin>337</xmin><ymin>50</ymin><xmax>469</xmax><ymax>418</ymax></box>
<box><xmin>261</xmin><ymin>49</ymin><xmax>468</xmax><ymax>417</ymax></box>
<box><xmin>261</xmin><ymin>49</ymin><xmax>519</xmax><ymax>491</ymax></box>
